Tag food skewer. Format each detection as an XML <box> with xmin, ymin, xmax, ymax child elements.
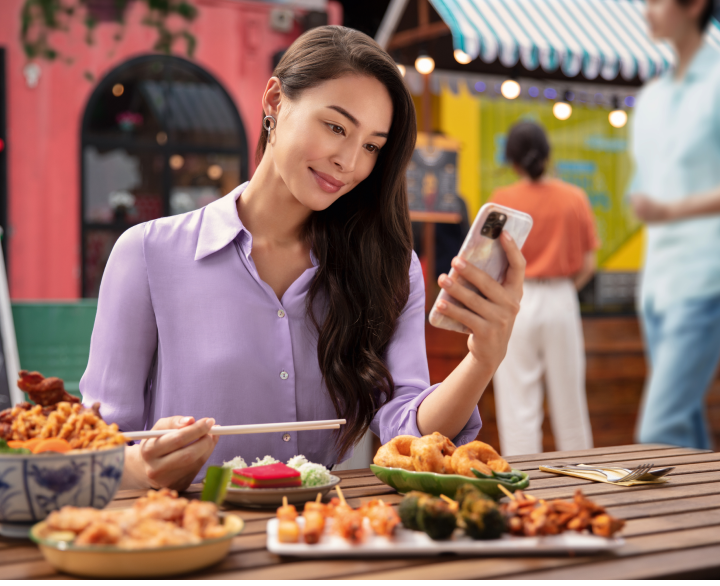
<box><xmin>124</xmin><ymin>419</ymin><xmax>346</xmax><ymax>440</ymax></box>
<box><xmin>335</xmin><ymin>485</ymin><xmax>347</xmax><ymax>506</ymax></box>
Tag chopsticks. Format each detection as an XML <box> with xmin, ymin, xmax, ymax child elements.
<box><xmin>123</xmin><ymin>419</ymin><xmax>346</xmax><ymax>440</ymax></box>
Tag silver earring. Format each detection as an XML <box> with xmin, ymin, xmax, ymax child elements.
<box><xmin>263</xmin><ymin>115</ymin><xmax>277</xmax><ymax>132</ymax></box>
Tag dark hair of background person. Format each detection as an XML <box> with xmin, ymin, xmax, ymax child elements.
<box><xmin>504</xmin><ymin>121</ymin><xmax>551</xmax><ymax>182</ymax></box>
<box><xmin>676</xmin><ymin>0</ymin><xmax>715</xmax><ymax>31</ymax></box>
<box><xmin>256</xmin><ymin>26</ymin><xmax>417</xmax><ymax>459</ymax></box>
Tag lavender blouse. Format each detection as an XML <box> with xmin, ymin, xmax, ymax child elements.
<box><xmin>80</xmin><ymin>182</ymin><xmax>481</xmax><ymax>479</ymax></box>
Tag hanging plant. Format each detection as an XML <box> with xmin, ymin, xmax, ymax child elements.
<box><xmin>20</xmin><ymin>0</ymin><xmax>198</xmax><ymax>68</ymax></box>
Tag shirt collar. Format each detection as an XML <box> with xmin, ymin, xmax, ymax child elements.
<box><xmin>194</xmin><ymin>181</ymin><xmax>319</xmax><ymax>267</ymax></box>
<box><xmin>194</xmin><ymin>182</ymin><xmax>249</xmax><ymax>261</ymax></box>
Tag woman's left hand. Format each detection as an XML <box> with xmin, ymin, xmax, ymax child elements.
<box><xmin>435</xmin><ymin>231</ymin><xmax>526</xmax><ymax>371</ymax></box>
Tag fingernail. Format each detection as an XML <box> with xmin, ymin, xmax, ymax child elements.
<box><xmin>440</xmin><ymin>275</ymin><xmax>452</xmax><ymax>288</ymax></box>
<box><xmin>207</xmin><ymin>418</ymin><xmax>216</xmax><ymax>427</ymax></box>
<box><xmin>452</xmin><ymin>257</ymin><xmax>467</xmax><ymax>270</ymax></box>
<box><xmin>437</xmin><ymin>300</ymin><xmax>447</xmax><ymax>310</ymax></box>
<box><xmin>181</xmin><ymin>417</ymin><xmax>192</xmax><ymax>424</ymax></box>
<box><xmin>503</xmin><ymin>231</ymin><xmax>513</xmax><ymax>241</ymax></box>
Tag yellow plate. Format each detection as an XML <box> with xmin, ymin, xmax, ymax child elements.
<box><xmin>29</xmin><ymin>513</ymin><xmax>243</xmax><ymax>578</ymax></box>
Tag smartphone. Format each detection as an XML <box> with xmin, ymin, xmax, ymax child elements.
<box><xmin>428</xmin><ymin>203</ymin><xmax>533</xmax><ymax>334</ymax></box>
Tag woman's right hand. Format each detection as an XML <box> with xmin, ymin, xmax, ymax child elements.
<box><xmin>122</xmin><ymin>416</ymin><xmax>219</xmax><ymax>492</ymax></box>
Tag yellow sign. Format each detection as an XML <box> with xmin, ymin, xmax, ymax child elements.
<box><xmin>435</xmin><ymin>84</ymin><xmax>642</xmax><ymax>270</ymax></box>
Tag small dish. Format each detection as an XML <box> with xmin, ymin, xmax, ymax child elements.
<box><xmin>223</xmin><ymin>475</ymin><xmax>342</xmax><ymax>508</ymax></box>
<box><xmin>29</xmin><ymin>512</ymin><xmax>244</xmax><ymax>578</ymax></box>
<box><xmin>370</xmin><ymin>465</ymin><xmax>529</xmax><ymax>500</ymax></box>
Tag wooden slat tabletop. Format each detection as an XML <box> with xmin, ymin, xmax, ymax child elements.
<box><xmin>3</xmin><ymin>443</ymin><xmax>720</xmax><ymax>579</ymax></box>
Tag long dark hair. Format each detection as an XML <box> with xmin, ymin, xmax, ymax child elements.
<box><xmin>256</xmin><ymin>26</ymin><xmax>417</xmax><ymax>459</ymax></box>
<box><xmin>505</xmin><ymin>121</ymin><xmax>550</xmax><ymax>181</ymax></box>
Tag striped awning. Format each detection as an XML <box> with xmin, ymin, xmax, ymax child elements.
<box><xmin>429</xmin><ymin>0</ymin><xmax>720</xmax><ymax>80</ymax></box>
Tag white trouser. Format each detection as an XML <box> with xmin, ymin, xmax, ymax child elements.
<box><xmin>493</xmin><ymin>278</ymin><xmax>593</xmax><ymax>456</ymax></box>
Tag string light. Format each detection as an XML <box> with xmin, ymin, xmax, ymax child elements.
<box><xmin>414</xmin><ymin>52</ymin><xmax>435</xmax><ymax>75</ymax></box>
<box><xmin>553</xmin><ymin>101</ymin><xmax>572</xmax><ymax>120</ymax></box>
<box><xmin>609</xmin><ymin>96</ymin><xmax>627</xmax><ymax>128</ymax></box>
<box><xmin>453</xmin><ymin>49</ymin><xmax>472</xmax><ymax>64</ymax></box>
<box><xmin>500</xmin><ymin>79</ymin><xmax>521</xmax><ymax>100</ymax></box>
<box><xmin>396</xmin><ymin>63</ymin><xmax>406</xmax><ymax>77</ymax></box>
<box><xmin>112</xmin><ymin>83</ymin><xmax>124</xmax><ymax>97</ymax></box>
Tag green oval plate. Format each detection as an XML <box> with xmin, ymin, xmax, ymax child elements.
<box><xmin>370</xmin><ymin>465</ymin><xmax>529</xmax><ymax>500</ymax></box>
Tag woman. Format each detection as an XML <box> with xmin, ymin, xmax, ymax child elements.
<box><xmin>630</xmin><ymin>0</ymin><xmax>720</xmax><ymax>449</ymax></box>
<box><xmin>81</xmin><ymin>26</ymin><xmax>525</xmax><ymax>491</ymax></box>
<box><xmin>489</xmin><ymin>121</ymin><xmax>597</xmax><ymax>456</ymax></box>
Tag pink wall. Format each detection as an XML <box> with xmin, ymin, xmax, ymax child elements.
<box><xmin>0</xmin><ymin>0</ymin><xmax>341</xmax><ymax>299</ymax></box>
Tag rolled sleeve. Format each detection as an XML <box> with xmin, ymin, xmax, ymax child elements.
<box><xmin>80</xmin><ymin>223</ymin><xmax>158</xmax><ymax>432</ymax></box>
<box><xmin>369</xmin><ymin>252</ymin><xmax>481</xmax><ymax>446</ymax></box>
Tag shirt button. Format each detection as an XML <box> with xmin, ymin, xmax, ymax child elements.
<box><xmin>282</xmin><ymin>433</ymin><xmax>291</xmax><ymax>442</ymax></box>
<box><xmin>280</xmin><ymin>371</ymin><xmax>289</xmax><ymax>380</ymax></box>
<box><xmin>277</xmin><ymin>309</ymin><xmax>285</xmax><ymax>318</ymax></box>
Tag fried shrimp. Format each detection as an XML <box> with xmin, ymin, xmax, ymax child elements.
<box><xmin>451</xmin><ymin>441</ymin><xmax>511</xmax><ymax>477</ymax></box>
<box><xmin>373</xmin><ymin>435</ymin><xmax>417</xmax><ymax>471</ymax></box>
<box><xmin>410</xmin><ymin>431</ymin><xmax>456</xmax><ymax>474</ymax></box>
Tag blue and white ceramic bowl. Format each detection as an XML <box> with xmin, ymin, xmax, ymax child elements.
<box><xmin>0</xmin><ymin>445</ymin><xmax>124</xmax><ymax>524</ymax></box>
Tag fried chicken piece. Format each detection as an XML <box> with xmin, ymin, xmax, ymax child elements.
<box><xmin>46</xmin><ymin>507</ymin><xmax>102</xmax><ymax>534</ymax></box>
<box><xmin>119</xmin><ymin>518</ymin><xmax>200</xmax><ymax>548</ymax></box>
<box><xmin>134</xmin><ymin>488</ymin><xmax>189</xmax><ymax>523</ymax></box>
<box><xmin>591</xmin><ymin>513</ymin><xmax>626</xmax><ymax>538</ymax></box>
<box><xmin>74</xmin><ymin>521</ymin><xmax>123</xmax><ymax>545</ymax></box>
<box><xmin>182</xmin><ymin>500</ymin><xmax>226</xmax><ymax>538</ymax></box>
<box><xmin>17</xmin><ymin>370</ymin><xmax>79</xmax><ymax>407</ymax></box>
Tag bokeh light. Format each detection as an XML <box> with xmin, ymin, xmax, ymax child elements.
<box><xmin>169</xmin><ymin>155</ymin><xmax>184</xmax><ymax>170</ymax></box>
<box><xmin>553</xmin><ymin>101</ymin><xmax>572</xmax><ymax>120</ymax></box>
<box><xmin>415</xmin><ymin>54</ymin><xmax>435</xmax><ymax>75</ymax></box>
<box><xmin>453</xmin><ymin>49</ymin><xmax>472</xmax><ymax>64</ymax></box>
<box><xmin>207</xmin><ymin>164</ymin><xmax>223</xmax><ymax>180</ymax></box>
<box><xmin>609</xmin><ymin>109</ymin><xmax>628</xmax><ymax>128</ymax></box>
<box><xmin>501</xmin><ymin>79</ymin><xmax>521</xmax><ymax>100</ymax></box>
<box><xmin>528</xmin><ymin>86</ymin><xmax>539</xmax><ymax>98</ymax></box>
<box><xmin>544</xmin><ymin>88</ymin><xmax>557</xmax><ymax>99</ymax></box>
<box><xmin>474</xmin><ymin>81</ymin><xmax>486</xmax><ymax>92</ymax></box>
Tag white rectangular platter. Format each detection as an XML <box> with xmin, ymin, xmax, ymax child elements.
<box><xmin>266</xmin><ymin>518</ymin><xmax>624</xmax><ymax>558</ymax></box>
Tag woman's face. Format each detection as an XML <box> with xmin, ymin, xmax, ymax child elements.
<box><xmin>645</xmin><ymin>0</ymin><xmax>705</xmax><ymax>41</ymax></box>
<box><xmin>264</xmin><ymin>74</ymin><xmax>393</xmax><ymax>211</ymax></box>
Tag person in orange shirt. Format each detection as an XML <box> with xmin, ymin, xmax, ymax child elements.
<box><xmin>491</xmin><ymin>121</ymin><xmax>598</xmax><ymax>456</ymax></box>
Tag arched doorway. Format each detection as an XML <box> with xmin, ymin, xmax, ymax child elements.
<box><xmin>81</xmin><ymin>55</ymin><xmax>248</xmax><ymax>297</ymax></box>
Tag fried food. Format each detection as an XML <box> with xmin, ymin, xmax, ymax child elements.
<box><xmin>0</xmin><ymin>400</ymin><xmax>125</xmax><ymax>450</ymax></box>
<box><xmin>359</xmin><ymin>499</ymin><xmax>401</xmax><ymax>537</ymax></box>
<box><xmin>502</xmin><ymin>489</ymin><xmax>625</xmax><ymax>538</ymax></box>
<box><xmin>411</xmin><ymin>432</ymin><xmax>456</xmax><ymax>474</ymax></box>
<box><xmin>451</xmin><ymin>441</ymin><xmax>511</xmax><ymax>478</ymax></box>
<box><xmin>278</xmin><ymin>519</ymin><xmax>300</xmax><ymax>543</ymax></box>
<box><xmin>42</xmin><ymin>489</ymin><xmax>229</xmax><ymax>549</ymax></box>
<box><xmin>302</xmin><ymin>511</ymin><xmax>325</xmax><ymax>544</ymax></box>
<box><xmin>373</xmin><ymin>435</ymin><xmax>417</xmax><ymax>471</ymax></box>
<box><xmin>17</xmin><ymin>370</ymin><xmax>79</xmax><ymax>407</ymax></box>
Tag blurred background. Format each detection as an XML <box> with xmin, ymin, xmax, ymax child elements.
<box><xmin>0</xmin><ymin>0</ymin><xmax>718</xmax><ymax>461</ymax></box>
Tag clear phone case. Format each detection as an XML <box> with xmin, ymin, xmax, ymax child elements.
<box><xmin>428</xmin><ymin>203</ymin><xmax>533</xmax><ymax>334</ymax></box>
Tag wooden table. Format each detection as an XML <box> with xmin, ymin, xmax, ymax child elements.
<box><xmin>3</xmin><ymin>443</ymin><xmax>720</xmax><ymax>579</ymax></box>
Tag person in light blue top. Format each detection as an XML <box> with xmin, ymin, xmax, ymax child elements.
<box><xmin>630</xmin><ymin>0</ymin><xmax>720</xmax><ymax>449</ymax></box>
